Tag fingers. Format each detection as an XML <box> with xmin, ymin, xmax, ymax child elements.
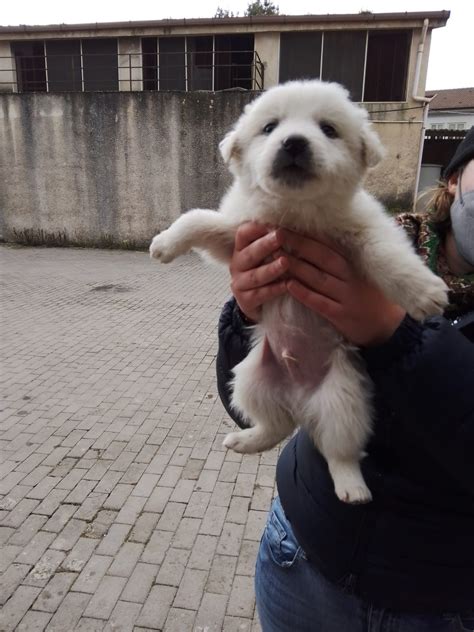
<box><xmin>234</xmin><ymin>222</ymin><xmax>271</xmax><ymax>252</ymax></box>
<box><xmin>232</xmin><ymin>256</ymin><xmax>288</xmax><ymax>292</ymax></box>
<box><xmin>279</xmin><ymin>229</ymin><xmax>351</xmax><ymax>282</ymax></box>
<box><xmin>232</xmin><ymin>226</ymin><xmax>283</xmax><ymax>273</ymax></box>
<box><xmin>284</xmin><ymin>253</ymin><xmax>345</xmax><ymax>303</ymax></box>
<box><xmin>232</xmin><ymin>256</ymin><xmax>288</xmax><ymax>322</ymax></box>
<box><xmin>287</xmin><ymin>280</ymin><xmax>342</xmax><ymax>324</ymax></box>
<box><xmin>230</xmin><ymin>222</ymin><xmax>285</xmax><ymax>322</ymax></box>
<box><xmin>230</xmin><ymin>223</ymin><xmax>353</xmax><ymax>325</ymax></box>
<box><xmin>236</xmin><ymin>280</ymin><xmax>288</xmax><ymax>318</ymax></box>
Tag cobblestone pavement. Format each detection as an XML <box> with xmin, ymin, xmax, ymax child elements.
<box><xmin>0</xmin><ymin>246</ymin><xmax>279</xmax><ymax>632</ymax></box>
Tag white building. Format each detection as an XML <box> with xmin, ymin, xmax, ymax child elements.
<box><xmin>427</xmin><ymin>87</ymin><xmax>474</xmax><ymax>130</ymax></box>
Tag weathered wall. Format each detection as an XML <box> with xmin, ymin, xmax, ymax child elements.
<box><xmin>0</xmin><ymin>92</ymin><xmax>253</xmax><ymax>245</ymax></box>
<box><xmin>0</xmin><ymin>92</ymin><xmax>420</xmax><ymax>246</ymax></box>
<box><xmin>365</xmin><ymin>102</ymin><xmax>424</xmax><ymax>210</ymax></box>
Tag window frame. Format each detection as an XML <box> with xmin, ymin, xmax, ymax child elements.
<box><xmin>143</xmin><ymin>34</ymin><xmax>256</xmax><ymax>92</ymax></box>
<box><xmin>278</xmin><ymin>28</ymin><xmax>412</xmax><ymax>103</ymax></box>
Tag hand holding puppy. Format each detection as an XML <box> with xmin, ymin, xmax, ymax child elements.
<box><xmin>282</xmin><ymin>229</ymin><xmax>407</xmax><ymax>347</ymax></box>
<box><xmin>230</xmin><ymin>222</ymin><xmax>288</xmax><ymax>323</ymax></box>
<box><xmin>230</xmin><ymin>222</ymin><xmax>406</xmax><ymax>347</ymax></box>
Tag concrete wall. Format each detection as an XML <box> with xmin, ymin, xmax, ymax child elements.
<box><xmin>0</xmin><ymin>92</ymin><xmax>250</xmax><ymax>245</ymax></box>
<box><xmin>0</xmin><ymin>92</ymin><xmax>420</xmax><ymax>247</ymax></box>
<box><xmin>368</xmin><ymin>110</ymin><xmax>422</xmax><ymax>209</ymax></box>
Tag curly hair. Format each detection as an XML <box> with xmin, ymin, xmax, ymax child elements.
<box><xmin>423</xmin><ymin>171</ymin><xmax>461</xmax><ymax>237</ymax></box>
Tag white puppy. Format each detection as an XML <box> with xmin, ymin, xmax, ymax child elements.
<box><xmin>150</xmin><ymin>80</ymin><xmax>448</xmax><ymax>504</ymax></box>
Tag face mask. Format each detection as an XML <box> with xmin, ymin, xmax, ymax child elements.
<box><xmin>450</xmin><ymin>186</ymin><xmax>474</xmax><ymax>268</ymax></box>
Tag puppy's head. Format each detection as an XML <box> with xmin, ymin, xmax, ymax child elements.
<box><xmin>220</xmin><ymin>80</ymin><xmax>384</xmax><ymax>199</ymax></box>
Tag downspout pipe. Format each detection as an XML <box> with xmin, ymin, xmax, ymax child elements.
<box><xmin>412</xmin><ymin>18</ymin><xmax>437</xmax><ymax>208</ymax></box>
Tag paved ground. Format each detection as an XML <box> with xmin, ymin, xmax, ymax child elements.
<box><xmin>0</xmin><ymin>245</ymin><xmax>279</xmax><ymax>632</ymax></box>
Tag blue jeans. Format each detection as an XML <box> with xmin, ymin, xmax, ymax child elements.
<box><xmin>255</xmin><ymin>497</ymin><xmax>474</xmax><ymax>632</ymax></box>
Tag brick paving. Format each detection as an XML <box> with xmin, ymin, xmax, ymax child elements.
<box><xmin>0</xmin><ymin>245</ymin><xmax>279</xmax><ymax>632</ymax></box>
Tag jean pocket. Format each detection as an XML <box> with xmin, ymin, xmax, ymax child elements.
<box><xmin>263</xmin><ymin>502</ymin><xmax>304</xmax><ymax>568</ymax></box>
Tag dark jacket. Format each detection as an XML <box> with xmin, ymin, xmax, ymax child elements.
<box><xmin>217</xmin><ymin>298</ymin><xmax>474</xmax><ymax>614</ymax></box>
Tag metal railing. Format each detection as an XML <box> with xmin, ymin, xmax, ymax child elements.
<box><xmin>0</xmin><ymin>50</ymin><xmax>265</xmax><ymax>93</ymax></box>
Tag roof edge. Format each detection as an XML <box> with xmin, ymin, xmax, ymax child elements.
<box><xmin>426</xmin><ymin>87</ymin><xmax>474</xmax><ymax>94</ymax></box>
<box><xmin>0</xmin><ymin>11</ymin><xmax>450</xmax><ymax>33</ymax></box>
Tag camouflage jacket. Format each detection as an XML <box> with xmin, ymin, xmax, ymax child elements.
<box><xmin>396</xmin><ymin>212</ymin><xmax>474</xmax><ymax>319</ymax></box>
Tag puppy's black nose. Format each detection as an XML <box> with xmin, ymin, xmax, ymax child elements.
<box><xmin>282</xmin><ymin>135</ymin><xmax>309</xmax><ymax>157</ymax></box>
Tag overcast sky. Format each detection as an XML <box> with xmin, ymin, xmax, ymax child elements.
<box><xmin>1</xmin><ymin>0</ymin><xmax>473</xmax><ymax>90</ymax></box>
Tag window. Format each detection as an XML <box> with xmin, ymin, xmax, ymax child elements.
<box><xmin>279</xmin><ymin>29</ymin><xmax>410</xmax><ymax>102</ymax></box>
<box><xmin>187</xmin><ymin>36</ymin><xmax>213</xmax><ymax>90</ymax></box>
<box><xmin>148</xmin><ymin>34</ymin><xmax>255</xmax><ymax>91</ymax></box>
<box><xmin>82</xmin><ymin>38</ymin><xmax>118</xmax><ymax>91</ymax></box>
<box><xmin>11</xmin><ymin>33</ymin><xmax>257</xmax><ymax>93</ymax></box>
<box><xmin>215</xmin><ymin>34</ymin><xmax>254</xmax><ymax>90</ymax></box>
<box><xmin>12</xmin><ymin>41</ymin><xmax>47</xmax><ymax>92</ymax></box>
<box><xmin>46</xmin><ymin>40</ymin><xmax>81</xmax><ymax>91</ymax></box>
<box><xmin>159</xmin><ymin>38</ymin><xmax>186</xmax><ymax>91</ymax></box>
<box><xmin>279</xmin><ymin>32</ymin><xmax>322</xmax><ymax>83</ymax></box>
<box><xmin>142</xmin><ymin>38</ymin><xmax>158</xmax><ymax>91</ymax></box>
<box><xmin>12</xmin><ymin>38</ymin><xmax>118</xmax><ymax>92</ymax></box>
<box><xmin>363</xmin><ymin>30</ymin><xmax>410</xmax><ymax>102</ymax></box>
<box><xmin>321</xmin><ymin>31</ymin><xmax>366</xmax><ymax>101</ymax></box>
<box><xmin>457</xmin><ymin>122</ymin><xmax>466</xmax><ymax>130</ymax></box>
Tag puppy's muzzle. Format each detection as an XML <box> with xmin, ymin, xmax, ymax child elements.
<box><xmin>271</xmin><ymin>135</ymin><xmax>314</xmax><ymax>187</ymax></box>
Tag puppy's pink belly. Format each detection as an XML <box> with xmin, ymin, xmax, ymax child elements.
<box><xmin>262</xmin><ymin>333</ymin><xmax>331</xmax><ymax>388</ymax></box>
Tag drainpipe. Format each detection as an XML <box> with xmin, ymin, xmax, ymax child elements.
<box><xmin>412</xmin><ymin>18</ymin><xmax>436</xmax><ymax>209</ymax></box>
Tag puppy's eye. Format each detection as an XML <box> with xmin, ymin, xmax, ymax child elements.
<box><xmin>320</xmin><ymin>122</ymin><xmax>338</xmax><ymax>139</ymax></box>
<box><xmin>262</xmin><ymin>121</ymin><xmax>278</xmax><ymax>135</ymax></box>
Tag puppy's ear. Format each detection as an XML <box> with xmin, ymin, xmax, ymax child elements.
<box><xmin>219</xmin><ymin>130</ymin><xmax>241</xmax><ymax>167</ymax></box>
<box><xmin>361</xmin><ymin>124</ymin><xmax>385</xmax><ymax>168</ymax></box>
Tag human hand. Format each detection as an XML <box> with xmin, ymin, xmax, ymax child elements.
<box><xmin>230</xmin><ymin>222</ymin><xmax>288</xmax><ymax>322</ymax></box>
<box><xmin>279</xmin><ymin>229</ymin><xmax>406</xmax><ymax>347</ymax></box>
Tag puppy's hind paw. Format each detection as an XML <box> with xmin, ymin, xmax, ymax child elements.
<box><xmin>336</xmin><ymin>483</ymin><xmax>372</xmax><ymax>505</ymax></box>
<box><xmin>328</xmin><ymin>459</ymin><xmax>372</xmax><ymax>505</ymax></box>
<box><xmin>223</xmin><ymin>430</ymin><xmax>261</xmax><ymax>454</ymax></box>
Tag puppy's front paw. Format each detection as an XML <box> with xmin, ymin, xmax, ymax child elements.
<box><xmin>406</xmin><ymin>277</ymin><xmax>449</xmax><ymax>320</ymax></box>
<box><xmin>149</xmin><ymin>231</ymin><xmax>181</xmax><ymax>263</ymax></box>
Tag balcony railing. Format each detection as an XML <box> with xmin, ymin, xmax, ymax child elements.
<box><xmin>0</xmin><ymin>50</ymin><xmax>265</xmax><ymax>93</ymax></box>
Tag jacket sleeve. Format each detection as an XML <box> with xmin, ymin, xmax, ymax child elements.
<box><xmin>361</xmin><ymin>314</ymin><xmax>474</xmax><ymax>495</ymax></box>
<box><xmin>216</xmin><ymin>297</ymin><xmax>253</xmax><ymax>429</ymax></box>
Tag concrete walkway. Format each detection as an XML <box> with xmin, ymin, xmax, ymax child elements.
<box><xmin>0</xmin><ymin>246</ymin><xmax>278</xmax><ymax>632</ymax></box>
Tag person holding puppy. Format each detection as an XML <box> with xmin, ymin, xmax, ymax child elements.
<box><xmin>217</xmin><ymin>127</ymin><xmax>474</xmax><ymax>630</ymax></box>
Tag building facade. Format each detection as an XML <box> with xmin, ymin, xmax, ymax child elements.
<box><xmin>0</xmin><ymin>12</ymin><xmax>448</xmax><ymax>99</ymax></box>
<box><xmin>0</xmin><ymin>12</ymin><xmax>449</xmax><ymax>245</ymax></box>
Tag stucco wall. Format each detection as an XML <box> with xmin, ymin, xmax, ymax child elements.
<box><xmin>0</xmin><ymin>92</ymin><xmax>421</xmax><ymax>246</ymax></box>
<box><xmin>0</xmin><ymin>92</ymin><xmax>250</xmax><ymax>245</ymax></box>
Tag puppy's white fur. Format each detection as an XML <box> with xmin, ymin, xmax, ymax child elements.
<box><xmin>150</xmin><ymin>81</ymin><xmax>448</xmax><ymax>504</ymax></box>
